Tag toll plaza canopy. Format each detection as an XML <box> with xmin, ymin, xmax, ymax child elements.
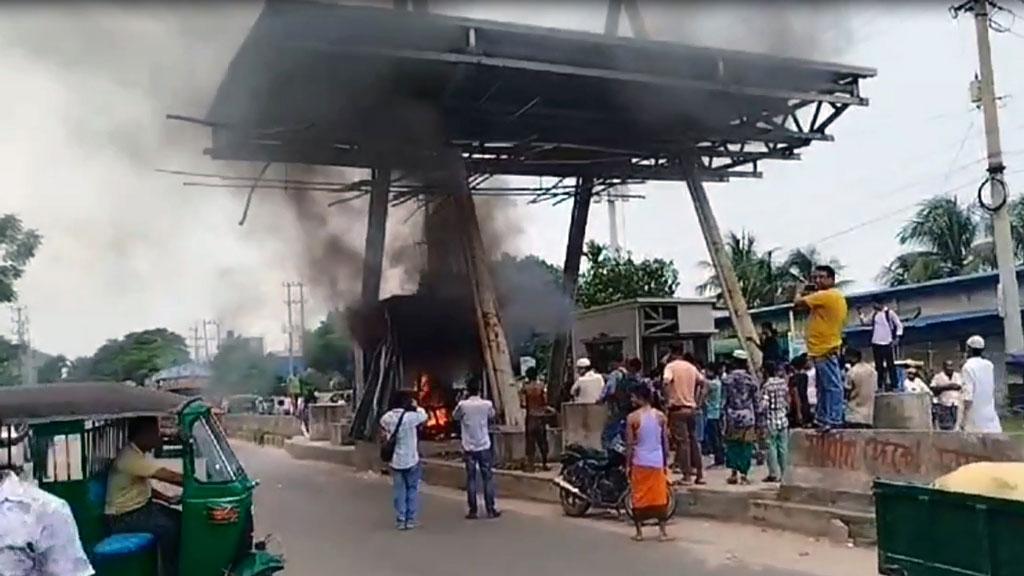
<box><xmin>201</xmin><ymin>0</ymin><xmax>876</xmax><ymax>182</ymax></box>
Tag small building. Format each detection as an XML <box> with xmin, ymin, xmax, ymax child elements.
<box><xmin>573</xmin><ymin>298</ymin><xmax>717</xmax><ymax>374</ymax></box>
<box><xmin>713</xmin><ymin>268</ymin><xmax>1024</xmax><ymax>408</ymax></box>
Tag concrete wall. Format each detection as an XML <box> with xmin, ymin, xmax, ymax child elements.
<box><xmin>560</xmin><ymin>403</ymin><xmax>607</xmax><ymax>449</ymax></box>
<box><xmin>308</xmin><ymin>403</ymin><xmax>351</xmax><ymax>442</ymax></box>
<box><xmin>491</xmin><ymin>427</ymin><xmax>562</xmax><ymax>465</ymax></box>
<box><xmin>785</xmin><ymin>429</ymin><xmax>1024</xmax><ymax>493</ymax></box>
<box><xmin>222</xmin><ymin>414</ymin><xmax>303</xmax><ymax>440</ymax></box>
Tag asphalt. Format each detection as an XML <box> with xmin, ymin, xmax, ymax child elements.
<box><xmin>237</xmin><ymin>442</ymin><xmax>874</xmax><ymax>576</ymax></box>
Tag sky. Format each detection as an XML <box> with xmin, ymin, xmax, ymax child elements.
<box><xmin>3</xmin><ymin>1</ymin><xmax>1024</xmax><ymax>359</ymax></box>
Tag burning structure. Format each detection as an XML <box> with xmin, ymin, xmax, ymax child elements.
<box><xmin>175</xmin><ymin>0</ymin><xmax>874</xmax><ymax>439</ymax></box>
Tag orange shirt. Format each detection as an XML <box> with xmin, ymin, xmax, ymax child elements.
<box><xmin>519</xmin><ymin>381</ymin><xmax>548</xmax><ymax>417</ymax></box>
<box><xmin>662</xmin><ymin>359</ymin><xmax>700</xmax><ymax>408</ymax></box>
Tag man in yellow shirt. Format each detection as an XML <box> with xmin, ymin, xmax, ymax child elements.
<box><xmin>794</xmin><ymin>265</ymin><xmax>848</xmax><ymax>433</ymax></box>
<box><xmin>105</xmin><ymin>417</ymin><xmax>183</xmax><ymax>575</ymax></box>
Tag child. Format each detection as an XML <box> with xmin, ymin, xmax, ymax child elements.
<box><xmin>761</xmin><ymin>362</ymin><xmax>790</xmax><ymax>483</ymax></box>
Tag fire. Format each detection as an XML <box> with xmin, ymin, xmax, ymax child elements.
<box><xmin>417</xmin><ymin>373</ymin><xmax>453</xmax><ymax>439</ymax></box>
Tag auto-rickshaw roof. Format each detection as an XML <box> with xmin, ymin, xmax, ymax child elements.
<box><xmin>0</xmin><ymin>382</ymin><xmax>188</xmax><ymax>423</ymax></box>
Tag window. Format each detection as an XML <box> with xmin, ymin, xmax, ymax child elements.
<box><xmin>190</xmin><ymin>416</ymin><xmax>243</xmax><ymax>483</ymax></box>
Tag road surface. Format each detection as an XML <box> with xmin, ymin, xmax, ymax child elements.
<box><xmin>237</xmin><ymin>442</ymin><xmax>874</xmax><ymax>576</ymax></box>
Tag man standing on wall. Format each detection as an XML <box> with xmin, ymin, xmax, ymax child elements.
<box><xmin>860</xmin><ymin>299</ymin><xmax>903</xmax><ymax>391</ymax></box>
<box><xmin>662</xmin><ymin>345</ymin><xmax>706</xmax><ymax>485</ymax></box>
<box><xmin>794</xmin><ymin>265</ymin><xmax>849</xmax><ymax>433</ymax></box>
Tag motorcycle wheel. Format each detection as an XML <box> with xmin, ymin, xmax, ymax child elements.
<box><xmin>622</xmin><ymin>483</ymin><xmax>677</xmax><ymax>523</ymax></box>
<box><xmin>559</xmin><ymin>487</ymin><xmax>592</xmax><ymax>517</ymax></box>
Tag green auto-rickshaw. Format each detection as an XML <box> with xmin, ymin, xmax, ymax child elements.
<box><xmin>0</xmin><ymin>381</ymin><xmax>285</xmax><ymax>576</ymax></box>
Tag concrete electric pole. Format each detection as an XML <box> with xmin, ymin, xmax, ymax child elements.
<box><xmin>957</xmin><ymin>0</ymin><xmax>1024</xmax><ymax>356</ymax></box>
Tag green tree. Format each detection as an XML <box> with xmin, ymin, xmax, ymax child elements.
<box><xmin>0</xmin><ymin>214</ymin><xmax>42</xmax><ymax>304</ymax></box>
<box><xmin>577</xmin><ymin>241</ymin><xmax>679</xmax><ymax>309</ymax></box>
<box><xmin>37</xmin><ymin>354</ymin><xmax>68</xmax><ymax>384</ymax></box>
<box><xmin>81</xmin><ymin>328</ymin><xmax>189</xmax><ymax>384</ymax></box>
<box><xmin>304</xmin><ymin>311</ymin><xmax>355</xmax><ymax>386</ymax></box>
<box><xmin>210</xmin><ymin>335</ymin><xmax>277</xmax><ymax>396</ymax></box>
<box><xmin>879</xmin><ymin>196</ymin><xmax>990</xmax><ymax>287</ymax></box>
<box><xmin>698</xmin><ymin>233</ymin><xmax>847</xmax><ymax>307</ymax></box>
<box><xmin>0</xmin><ymin>336</ymin><xmax>19</xmax><ymax>387</ymax></box>
<box><xmin>697</xmin><ymin>231</ymin><xmax>785</xmax><ymax>308</ymax></box>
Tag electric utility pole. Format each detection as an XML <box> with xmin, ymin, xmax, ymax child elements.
<box><xmin>10</xmin><ymin>306</ymin><xmax>35</xmax><ymax>386</ymax></box>
<box><xmin>954</xmin><ymin>0</ymin><xmax>1024</xmax><ymax>356</ymax></box>
<box><xmin>283</xmin><ymin>281</ymin><xmax>305</xmax><ymax>376</ymax></box>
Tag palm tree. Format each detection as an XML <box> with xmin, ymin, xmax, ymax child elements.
<box><xmin>879</xmin><ymin>196</ymin><xmax>991</xmax><ymax>287</ymax></box>
<box><xmin>698</xmin><ymin>231</ymin><xmax>787</xmax><ymax>308</ymax></box>
<box><xmin>778</xmin><ymin>247</ymin><xmax>851</xmax><ymax>300</ymax></box>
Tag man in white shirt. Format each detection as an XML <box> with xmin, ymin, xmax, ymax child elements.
<box><xmin>961</xmin><ymin>335</ymin><xmax>1002</xmax><ymax>433</ymax></box>
<box><xmin>930</xmin><ymin>359</ymin><xmax>963</xmax><ymax>430</ymax></box>
<box><xmin>570</xmin><ymin>358</ymin><xmax>604</xmax><ymax>404</ymax></box>
<box><xmin>453</xmin><ymin>377</ymin><xmax>500</xmax><ymax>520</ymax></box>
<box><xmin>860</xmin><ymin>300</ymin><xmax>903</xmax><ymax>392</ymax></box>
<box><xmin>379</xmin><ymin>391</ymin><xmax>429</xmax><ymax>530</ymax></box>
<box><xmin>903</xmin><ymin>368</ymin><xmax>932</xmax><ymax>395</ymax></box>
<box><xmin>0</xmin><ymin>425</ymin><xmax>95</xmax><ymax>576</ymax></box>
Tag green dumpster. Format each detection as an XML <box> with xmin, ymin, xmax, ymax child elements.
<box><xmin>874</xmin><ymin>479</ymin><xmax>1024</xmax><ymax>576</ymax></box>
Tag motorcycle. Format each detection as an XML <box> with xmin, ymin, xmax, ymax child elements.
<box><xmin>552</xmin><ymin>443</ymin><xmax>677</xmax><ymax>520</ymax></box>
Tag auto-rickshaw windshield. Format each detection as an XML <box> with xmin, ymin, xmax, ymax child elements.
<box><xmin>190</xmin><ymin>414</ymin><xmax>245</xmax><ymax>483</ymax></box>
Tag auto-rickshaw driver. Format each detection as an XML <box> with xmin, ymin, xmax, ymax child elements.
<box><xmin>105</xmin><ymin>417</ymin><xmax>184</xmax><ymax>576</ymax></box>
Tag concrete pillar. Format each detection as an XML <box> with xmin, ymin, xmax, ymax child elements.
<box><xmin>684</xmin><ymin>170</ymin><xmax>762</xmax><ymax>372</ymax></box>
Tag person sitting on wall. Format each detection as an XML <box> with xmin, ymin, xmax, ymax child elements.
<box><xmin>844</xmin><ymin>348</ymin><xmax>877</xmax><ymax>429</ymax></box>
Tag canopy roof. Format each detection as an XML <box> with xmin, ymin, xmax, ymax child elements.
<box><xmin>0</xmin><ymin>382</ymin><xmax>186</xmax><ymax>423</ymax></box>
<box><xmin>199</xmin><ymin>1</ymin><xmax>875</xmax><ymax>182</ymax></box>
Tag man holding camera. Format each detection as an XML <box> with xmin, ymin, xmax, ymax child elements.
<box><xmin>794</xmin><ymin>265</ymin><xmax>849</xmax><ymax>433</ymax></box>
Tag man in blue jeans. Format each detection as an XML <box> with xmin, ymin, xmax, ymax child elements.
<box><xmin>453</xmin><ymin>377</ymin><xmax>501</xmax><ymax>520</ymax></box>
<box><xmin>793</xmin><ymin>265</ymin><xmax>849</xmax><ymax>432</ymax></box>
<box><xmin>380</xmin><ymin>390</ymin><xmax>428</xmax><ymax>530</ymax></box>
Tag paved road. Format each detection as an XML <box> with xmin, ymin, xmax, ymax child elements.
<box><xmin>237</xmin><ymin>443</ymin><xmax>873</xmax><ymax>576</ymax></box>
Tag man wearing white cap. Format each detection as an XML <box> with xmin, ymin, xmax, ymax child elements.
<box><xmin>570</xmin><ymin>358</ymin><xmax>605</xmax><ymax>404</ymax></box>
<box><xmin>961</xmin><ymin>335</ymin><xmax>1002</xmax><ymax>433</ymax></box>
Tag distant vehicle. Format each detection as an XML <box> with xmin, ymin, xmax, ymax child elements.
<box><xmin>223</xmin><ymin>394</ymin><xmax>263</xmax><ymax>414</ymax></box>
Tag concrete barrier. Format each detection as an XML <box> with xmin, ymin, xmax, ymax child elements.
<box><xmin>308</xmin><ymin>403</ymin><xmax>351</xmax><ymax>441</ymax></box>
<box><xmin>785</xmin><ymin>429</ymin><xmax>1024</xmax><ymax>493</ymax></box>
<box><xmin>874</xmin><ymin>393</ymin><xmax>932</xmax><ymax>430</ymax></box>
<box><xmin>561</xmin><ymin>403</ymin><xmax>606</xmax><ymax>449</ymax></box>
<box><xmin>222</xmin><ymin>414</ymin><xmax>303</xmax><ymax>440</ymax></box>
<box><xmin>491</xmin><ymin>427</ymin><xmax>562</xmax><ymax>465</ymax></box>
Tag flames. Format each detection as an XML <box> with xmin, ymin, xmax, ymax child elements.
<box><xmin>417</xmin><ymin>373</ymin><xmax>453</xmax><ymax>439</ymax></box>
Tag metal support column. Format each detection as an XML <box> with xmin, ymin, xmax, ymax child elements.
<box><xmin>356</xmin><ymin>168</ymin><xmax>390</xmax><ymax>402</ymax></box>
<box><xmin>684</xmin><ymin>170</ymin><xmax>763</xmax><ymax>371</ymax></box>
<box><xmin>547</xmin><ymin>176</ymin><xmax>594</xmax><ymax>405</ymax></box>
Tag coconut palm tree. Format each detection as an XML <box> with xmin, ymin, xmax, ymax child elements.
<box><xmin>778</xmin><ymin>247</ymin><xmax>851</xmax><ymax>300</ymax></box>
<box><xmin>879</xmin><ymin>196</ymin><xmax>991</xmax><ymax>287</ymax></box>
<box><xmin>697</xmin><ymin>231</ymin><xmax>787</xmax><ymax>308</ymax></box>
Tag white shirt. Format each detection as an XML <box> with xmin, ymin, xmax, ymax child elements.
<box><xmin>930</xmin><ymin>371</ymin><xmax>963</xmax><ymax>407</ymax></box>
<box><xmin>904</xmin><ymin>377</ymin><xmax>932</xmax><ymax>395</ymax></box>
<box><xmin>870</xmin><ymin>308</ymin><xmax>904</xmax><ymax>346</ymax></box>
<box><xmin>0</xmin><ymin>472</ymin><xmax>94</xmax><ymax>576</ymax></box>
<box><xmin>379</xmin><ymin>408</ymin><xmax>429</xmax><ymax>470</ymax></box>
<box><xmin>571</xmin><ymin>371</ymin><xmax>605</xmax><ymax>404</ymax></box>
<box><xmin>453</xmin><ymin>395</ymin><xmax>495</xmax><ymax>452</ymax></box>
<box><xmin>962</xmin><ymin>356</ymin><xmax>1002</xmax><ymax>433</ymax></box>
